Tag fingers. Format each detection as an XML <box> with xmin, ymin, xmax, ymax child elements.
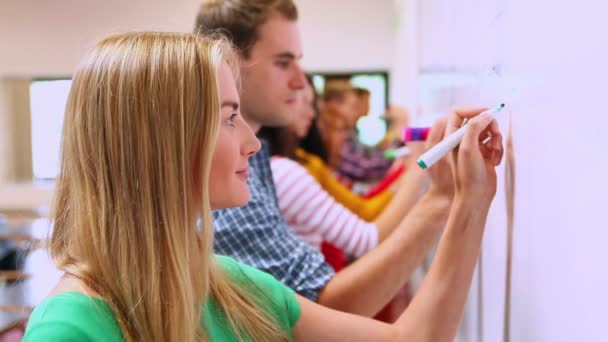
<box><xmin>454</xmin><ymin>107</ymin><xmax>489</xmax><ymax>118</ymax></box>
<box><xmin>425</xmin><ymin>116</ymin><xmax>448</xmax><ymax>149</ymax></box>
<box><xmin>446</xmin><ymin>107</ymin><xmax>488</xmax><ymax>136</ymax></box>
<box><xmin>460</xmin><ymin>113</ymin><xmax>495</xmax><ymax>154</ymax></box>
<box><xmin>484</xmin><ymin>119</ymin><xmax>503</xmax><ymax>165</ymax></box>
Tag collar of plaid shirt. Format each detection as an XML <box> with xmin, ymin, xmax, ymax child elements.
<box><xmin>211</xmin><ymin>140</ymin><xmax>335</xmax><ymax>301</ymax></box>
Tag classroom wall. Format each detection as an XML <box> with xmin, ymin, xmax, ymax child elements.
<box><xmin>0</xmin><ymin>0</ymin><xmax>395</xmax><ymax>77</ymax></box>
<box><xmin>0</xmin><ymin>84</ymin><xmax>11</xmax><ymax>182</ymax></box>
<box><xmin>490</xmin><ymin>3</ymin><xmax>608</xmax><ymax>341</ymax></box>
<box><xmin>420</xmin><ymin>0</ymin><xmax>608</xmax><ymax>341</ymax></box>
<box><xmin>0</xmin><ymin>0</ymin><xmax>399</xmax><ymax>187</ymax></box>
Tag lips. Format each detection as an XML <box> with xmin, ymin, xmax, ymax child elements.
<box><xmin>285</xmin><ymin>94</ymin><xmax>299</xmax><ymax>104</ymax></box>
<box><xmin>236</xmin><ymin>167</ymin><xmax>249</xmax><ymax>181</ymax></box>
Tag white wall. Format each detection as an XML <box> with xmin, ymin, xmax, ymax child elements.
<box><xmin>0</xmin><ymin>0</ymin><xmax>396</xmax><ymax>77</ymax></box>
<box><xmin>492</xmin><ymin>2</ymin><xmax>608</xmax><ymax>341</ymax></box>
<box><xmin>420</xmin><ymin>0</ymin><xmax>608</xmax><ymax>341</ymax></box>
<box><xmin>0</xmin><ymin>0</ymin><xmax>201</xmax><ymax>77</ymax></box>
<box><xmin>0</xmin><ymin>0</ymin><xmax>399</xmax><ymax>189</ymax></box>
<box><xmin>298</xmin><ymin>0</ymin><xmax>395</xmax><ymax>72</ymax></box>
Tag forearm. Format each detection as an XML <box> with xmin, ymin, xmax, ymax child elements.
<box><xmin>317</xmin><ymin>192</ymin><xmax>450</xmax><ymax>316</ymax></box>
<box><xmin>374</xmin><ymin>166</ymin><xmax>426</xmax><ymax>241</ymax></box>
<box><xmin>394</xmin><ymin>198</ymin><xmax>489</xmax><ymax>342</ymax></box>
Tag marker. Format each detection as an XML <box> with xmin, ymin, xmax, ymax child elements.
<box><xmin>384</xmin><ymin>146</ymin><xmax>411</xmax><ymax>160</ymax></box>
<box><xmin>402</xmin><ymin>127</ymin><xmax>431</xmax><ymax>142</ymax></box>
<box><xmin>417</xmin><ymin>104</ymin><xmax>505</xmax><ymax>169</ymax></box>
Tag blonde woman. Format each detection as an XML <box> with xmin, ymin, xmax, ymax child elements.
<box><xmin>24</xmin><ymin>32</ymin><xmax>504</xmax><ymax>341</ymax></box>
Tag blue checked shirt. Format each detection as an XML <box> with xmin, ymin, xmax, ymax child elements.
<box><xmin>213</xmin><ymin>141</ymin><xmax>335</xmax><ymax>300</ymax></box>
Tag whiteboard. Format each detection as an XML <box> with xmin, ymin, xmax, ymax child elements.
<box><xmin>418</xmin><ymin>1</ymin><xmax>608</xmax><ymax>341</ymax></box>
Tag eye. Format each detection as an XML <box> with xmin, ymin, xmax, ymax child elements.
<box><xmin>275</xmin><ymin>60</ymin><xmax>290</xmax><ymax>69</ymax></box>
<box><xmin>226</xmin><ymin>113</ymin><xmax>238</xmax><ymax>127</ymax></box>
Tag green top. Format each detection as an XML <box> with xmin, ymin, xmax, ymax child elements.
<box><xmin>23</xmin><ymin>255</ymin><xmax>301</xmax><ymax>341</ymax></box>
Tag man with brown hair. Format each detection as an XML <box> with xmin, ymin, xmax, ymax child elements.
<box><xmin>197</xmin><ymin>0</ymin><xmax>454</xmax><ymax>317</ymax></box>
<box><xmin>195</xmin><ymin>0</ymin><xmax>305</xmax><ymax>132</ymax></box>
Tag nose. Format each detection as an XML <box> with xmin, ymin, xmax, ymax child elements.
<box><xmin>242</xmin><ymin>121</ymin><xmax>262</xmax><ymax>157</ymax></box>
<box><xmin>288</xmin><ymin>63</ymin><xmax>306</xmax><ymax>90</ymax></box>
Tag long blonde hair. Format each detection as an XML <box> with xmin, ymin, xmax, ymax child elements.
<box><xmin>51</xmin><ymin>32</ymin><xmax>288</xmax><ymax>341</ymax></box>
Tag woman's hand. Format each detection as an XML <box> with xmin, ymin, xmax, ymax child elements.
<box><xmin>446</xmin><ymin>108</ymin><xmax>504</xmax><ymax>204</ymax></box>
<box><xmin>425</xmin><ymin>117</ymin><xmax>454</xmax><ymax>199</ymax></box>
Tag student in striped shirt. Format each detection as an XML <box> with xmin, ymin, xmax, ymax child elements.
<box><xmin>262</xmin><ymin>79</ymin><xmax>428</xmax><ymax>259</ymax></box>
<box><xmin>270</xmin><ymin>155</ymin><xmax>378</xmax><ymax>258</ymax></box>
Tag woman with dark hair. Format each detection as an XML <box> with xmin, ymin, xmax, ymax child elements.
<box><xmin>296</xmin><ymin>76</ymin><xmax>329</xmax><ymax>162</ymax></box>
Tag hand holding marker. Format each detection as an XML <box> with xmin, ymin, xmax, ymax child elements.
<box><xmin>385</xmin><ymin>105</ymin><xmax>504</xmax><ymax>162</ymax></box>
<box><xmin>416</xmin><ymin>104</ymin><xmax>505</xmax><ymax>169</ymax></box>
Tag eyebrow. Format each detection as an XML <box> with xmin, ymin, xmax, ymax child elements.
<box><xmin>273</xmin><ymin>52</ymin><xmax>303</xmax><ymax>60</ymax></box>
<box><xmin>221</xmin><ymin>101</ymin><xmax>239</xmax><ymax>110</ymax></box>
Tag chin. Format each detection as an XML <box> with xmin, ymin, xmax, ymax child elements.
<box><xmin>278</xmin><ymin>109</ymin><xmax>297</xmax><ymax>122</ymax></box>
<box><xmin>297</xmin><ymin>127</ymin><xmax>309</xmax><ymax>139</ymax></box>
<box><xmin>233</xmin><ymin>190</ymin><xmax>251</xmax><ymax>207</ymax></box>
<box><xmin>273</xmin><ymin>116</ymin><xmax>292</xmax><ymax>127</ymax></box>
<box><xmin>210</xmin><ymin>189</ymin><xmax>251</xmax><ymax>209</ymax></box>
<box><xmin>218</xmin><ymin>198</ymin><xmax>250</xmax><ymax>209</ymax></box>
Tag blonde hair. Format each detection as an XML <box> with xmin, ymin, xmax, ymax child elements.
<box><xmin>50</xmin><ymin>32</ymin><xmax>288</xmax><ymax>341</ymax></box>
<box><xmin>194</xmin><ymin>0</ymin><xmax>298</xmax><ymax>57</ymax></box>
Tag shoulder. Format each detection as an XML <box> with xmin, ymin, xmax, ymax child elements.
<box><xmin>270</xmin><ymin>156</ymin><xmax>306</xmax><ymax>174</ymax></box>
<box><xmin>270</xmin><ymin>157</ymin><xmax>311</xmax><ymax>182</ymax></box>
<box><xmin>296</xmin><ymin>149</ymin><xmax>323</xmax><ymax>167</ymax></box>
<box><xmin>214</xmin><ymin>255</ymin><xmax>302</xmax><ymax>327</ymax></box>
<box><xmin>24</xmin><ymin>292</ymin><xmax>122</xmax><ymax>341</ymax></box>
<box><xmin>215</xmin><ymin>255</ymin><xmax>287</xmax><ymax>291</ymax></box>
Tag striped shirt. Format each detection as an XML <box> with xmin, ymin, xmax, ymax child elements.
<box><xmin>270</xmin><ymin>156</ymin><xmax>378</xmax><ymax>258</ymax></box>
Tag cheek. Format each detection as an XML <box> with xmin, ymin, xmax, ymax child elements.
<box><xmin>295</xmin><ymin>115</ymin><xmax>305</xmax><ymax>127</ymax></box>
<box><xmin>332</xmin><ymin>133</ymin><xmax>345</xmax><ymax>146</ymax></box>
<box><xmin>257</xmin><ymin>63</ymin><xmax>278</xmax><ymax>84</ymax></box>
<box><xmin>209</xmin><ymin>132</ymin><xmax>235</xmax><ymax>195</ymax></box>
<box><xmin>271</xmin><ymin>68</ymin><xmax>290</xmax><ymax>87</ymax></box>
<box><xmin>209</xmin><ymin>145</ymin><xmax>225</xmax><ymax>197</ymax></box>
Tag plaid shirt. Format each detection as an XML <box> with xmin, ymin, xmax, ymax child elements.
<box><xmin>213</xmin><ymin>141</ymin><xmax>335</xmax><ymax>300</ymax></box>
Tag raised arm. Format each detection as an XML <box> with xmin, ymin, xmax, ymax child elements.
<box><xmin>316</xmin><ymin>108</ymin><xmax>502</xmax><ymax>319</ymax></box>
<box><xmin>373</xmin><ymin>147</ymin><xmax>427</xmax><ymax>241</ymax></box>
<box><xmin>315</xmin><ymin>117</ymin><xmax>453</xmax><ymax>316</ymax></box>
<box><xmin>294</xmin><ymin>108</ymin><xmax>503</xmax><ymax>341</ymax></box>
